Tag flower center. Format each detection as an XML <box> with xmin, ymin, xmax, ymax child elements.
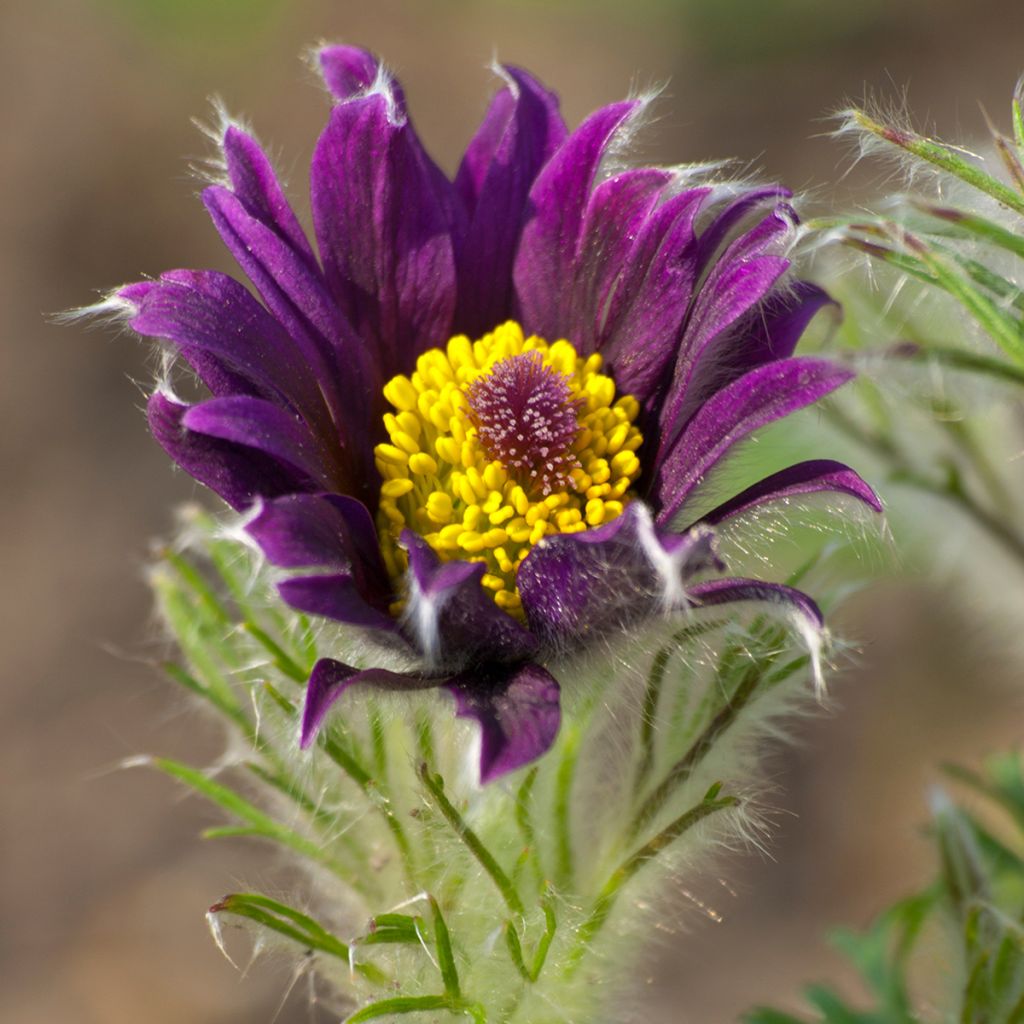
<box><xmin>464</xmin><ymin>351</ymin><xmax>582</xmax><ymax>497</ymax></box>
<box><xmin>374</xmin><ymin>321</ymin><xmax>643</xmax><ymax>618</ymax></box>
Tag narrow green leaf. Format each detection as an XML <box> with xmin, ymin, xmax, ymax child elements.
<box><xmin>429</xmin><ymin>896</ymin><xmax>461</xmax><ymax>1000</ymax></box>
<box><xmin>150</xmin><ymin>757</ymin><xmax>346</xmax><ymax>875</ymax></box>
<box><xmin>241</xmin><ymin>621</ymin><xmax>309</xmax><ymax>682</ymax></box>
<box><xmin>346</xmin><ymin>995</ymin><xmax>452</xmax><ymax>1022</ymax></box>
<box><xmin>850</xmin><ymin>109</ymin><xmax>1024</xmax><ymax>215</ymax></box>
<box><xmin>418</xmin><ymin>763</ymin><xmax>524</xmax><ymax>917</ymax></box>
<box><xmin>360</xmin><ymin>913</ymin><xmax>423</xmax><ymax>946</ymax></box>
<box><xmin>920</xmin><ymin>205</ymin><xmax>1024</xmax><ymax>262</ymax></box>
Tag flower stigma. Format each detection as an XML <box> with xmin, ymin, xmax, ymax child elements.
<box><xmin>375</xmin><ymin>321</ymin><xmax>644</xmax><ymax>618</ymax></box>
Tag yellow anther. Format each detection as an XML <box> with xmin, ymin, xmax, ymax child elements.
<box><xmin>408</xmin><ymin>452</ymin><xmax>438</xmax><ymax>476</ymax></box>
<box><xmin>392</xmin><ymin>430</ymin><xmax>420</xmax><ymax>455</ymax></box>
<box><xmin>459</xmin><ymin>530</ymin><xmax>485</xmax><ymax>553</ymax></box>
<box><xmin>381</xmin><ymin>478</ymin><xmax>415</xmax><ymax>499</ymax></box>
<box><xmin>426</xmin><ymin>492</ymin><xmax>453</xmax><ymax>524</ymax></box>
<box><xmin>585</xmin><ymin>499</ymin><xmax>606</xmax><ymax>526</ymax></box>
<box><xmin>383</xmin><ymin>375</ymin><xmax>419</xmax><ymax>412</ymax></box>
<box><xmin>376</xmin><ymin>443</ymin><xmax>409</xmax><ymax>466</ymax></box>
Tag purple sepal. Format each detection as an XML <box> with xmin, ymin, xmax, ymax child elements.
<box><xmin>147</xmin><ymin>392</ymin><xmax>313</xmax><ymax>511</ymax></box>
<box><xmin>455</xmin><ymin>64</ymin><xmax>567</xmax><ymax>336</ymax></box>
<box><xmin>598</xmin><ymin>187</ymin><xmax>709</xmax><ymax>407</ymax></box>
<box><xmin>701</xmin><ymin>460</ymin><xmax>882</xmax><ymax>526</ymax></box>
<box><xmin>246</xmin><ymin>492</ymin><xmax>392</xmax><ymax>612</ymax></box>
<box><xmin>446</xmin><ymin>662</ymin><xmax>561</xmax><ymax>783</ymax></box>
<box><xmin>317</xmin><ymin>46</ymin><xmax>405</xmax><ymax>112</ymax></box>
<box><xmin>686</xmin><ymin>577</ymin><xmax>824</xmax><ymax>631</ymax></box>
<box><xmin>222</xmin><ymin>125</ymin><xmax>317</xmax><ymax>265</ymax></box>
<box><xmin>278</xmin><ymin>574</ymin><xmax>397</xmax><ymax>633</ymax></box>
<box><xmin>300</xmin><ymin>658</ymin><xmax>424</xmax><ymax>748</ymax></box>
<box><xmin>654</xmin><ymin>357</ymin><xmax>855</xmax><ymax>525</ymax></box>
<box><xmin>402</xmin><ymin>532</ymin><xmax>537</xmax><ymax>668</ymax></box>
<box><xmin>517</xmin><ymin>503</ymin><xmax>722</xmax><ymax>647</ymax></box>
<box><xmin>182</xmin><ymin>396</ymin><xmax>335</xmax><ymax>489</ymax></box>
<box><xmin>513</xmin><ymin>99</ymin><xmax>644</xmax><ymax>339</ymax></box>
<box><xmin>310</xmin><ymin>82</ymin><xmax>459</xmax><ymax>384</ymax></box>
<box><xmin>300</xmin><ymin>655</ymin><xmax>561</xmax><ymax>784</ymax></box>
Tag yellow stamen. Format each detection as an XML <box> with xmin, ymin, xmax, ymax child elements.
<box><xmin>374</xmin><ymin>321</ymin><xmax>643</xmax><ymax>618</ymax></box>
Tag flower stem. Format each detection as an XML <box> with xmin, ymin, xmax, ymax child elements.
<box><xmin>418</xmin><ymin>763</ymin><xmax>524</xmax><ymax>917</ymax></box>
<box><xmin>565</xmin><ymin>791</ymin><xmax>738</xmax><ymax>975</ymax></box>
<box><xmin>629</xmin><ymin>657</ymin><xmax>768</xmax><ymax>839</ymax></box>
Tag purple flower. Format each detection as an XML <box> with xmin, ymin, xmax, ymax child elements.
<box><xmin>115</xmin><ymin>48</ymin><xmax>879</xmax><ymax>783</ymax></box>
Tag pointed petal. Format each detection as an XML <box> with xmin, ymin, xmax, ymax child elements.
<box><xmin>518</xmin><ymin>503</ymin><xmax>721</xmax><ymax>647</ymax></box>
<box><xmin>693</xmin><ymin>185</ymin><xmax>792</xmax><ymax>276</ymax></box>
<box><xmin>659</xmin><ymin>206</ymin><xmax>798</xmax><ymax>439</ymax></box>
<box><xmin>300</xmin><ymin>658</ymin><xmax>422</xmax><ymax>748</ymax></box>
<box><xmin>310</xmin><ymin>84</ymin><xmax>458</xmax><ymax>382</ymax></box>
<box><xmin>455</xmin><ymin>65</ymin><xmax>567</xmax><ymax>335</ymax></box>
<box><xmin>202</xmin><ymin>185</ymin><xmax>369</xmax><ymax>429</ymax></box>
<box><xmin>278</xmin><ymin>574</ymin><xmax>397</xmax><ymax>632</ymax></box>
<box><xmin>147</xmin><ymin>392</ymin><xmax>311</xmax><ymax>510</ymax></box>
<box><xmin>567</xmin><ymin>167</ymin><xmax>673</xmax><ymax>354</ymax></box>
<box><xmin>513</xmin><ymin>99</ymin><xmax>644</xmax><ymax>338</ymax></box>
<box><xmin>598</xmin><ymin>187</ymin><xmax>710</xmax><ymax>406</ymax></box>
<box><xmin>653</xmin><ymin>357</ymin><xmax>855</xmax><ymax>526</ymax></box>
<box><xmin>685</xmin><ymin>577</ymin><xmax>826</xmax><ymax>689</ymax></box>
<box><xmin>402</xmin><ymin>532</ymin><xmax>537</xmax><ymax>669</ymax></box>
<box><xmin>446</xmin><ymin>662</ymin><xmax>561</xmax><ymax>783</ymax></box>
<box><xmin>122</xmin><ymin>270</ymin><xmax>327</xmax><ymax>419</ymax></box>
<box><xmin>182</xmin><ymin>396</ymin><xmax>335</xmax><ymax>487</ymax></box>
<box><xmin>701</xmin><ymin>459</ymin><xmax>882</xmax><ymax>525</ymax></box>
<box><xmin>222</xmin><ymin>125</ymin><xmax>316</xmax><ymax>263</ymax></box>
<box><xmin>246</xmin><ymin>492</ymin><xmax>392</xmax><ymax>612</ymax></box>
<box><xmin>316</xmin><ymin>46</ymin><xmax>397</xmax><ymax>104</ymax></box>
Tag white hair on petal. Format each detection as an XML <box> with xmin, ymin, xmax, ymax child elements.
<box><xmin>53</xmin><ymin>287</ymin><xmax>139</xmax><ymax>328</ymax></box>
<box><xmin>632</xmin><ymin>503</ymin><xmax>696</xmax><ymax>612</ymax></box>
<box><xmin>189</xmin><ymin>95</ymin><xmax>253</xmax><ymax>188</ymax></box>
<box><xmin>403</xmin><ymin>570</ymin><xmax>446</xmax><ymax>670</ymax></box>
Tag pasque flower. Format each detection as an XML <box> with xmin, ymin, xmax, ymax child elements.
<box><xmin>115</xmin><ymin>47</ymin><xmax>879</xmax><ymax>782</ymax></box>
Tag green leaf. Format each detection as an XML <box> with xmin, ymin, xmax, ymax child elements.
<box><xmin>850</xmin><ymin>109</ymin><xmax>1024</xmax><ymax>216</ymax></box>
<box><xmin>346</xmin><ymin>995</ymin><xmax>452</xmax><ymax>1022</ymax></box>
<box><xmin>210</xmin><ymin>892</ymin><xmax>388</xmax><ymax>985</ymax></box>
<box><xmin>150</xmin><ymin>757</ymin><xmax>347</xmax><ymax>876</ymax></box>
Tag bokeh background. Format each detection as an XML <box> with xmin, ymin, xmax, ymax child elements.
<box><xmin>4</xmin><ymin>1</ymin><xmax>1024</xmax><ymax>1021</ymax></box>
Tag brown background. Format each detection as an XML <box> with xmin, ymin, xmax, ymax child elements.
<box><xmin>3</xmin><ymin>1</ymin><xmax>1024</xmax><ymax>1021</ymax></box>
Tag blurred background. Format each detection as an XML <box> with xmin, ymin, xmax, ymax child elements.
<box><xmin>4</xmin><ymin>1</ymin><xmax>1024</xmax><ymax>1021</ymax></box>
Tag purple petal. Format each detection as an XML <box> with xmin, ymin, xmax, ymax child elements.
<box><xmin>653</xmin><ymin>357</ymin><xmax>855</xmax><ymax>526</ymax></box>
<box><xmin>300</xmin><ymin>658</ymin><xmax>424</xmax><ymax>748</ymax></box>
<box><xmin>598</xmin><ymin>187</ymin><xmax>710</xmax><ymax>406</ymax></box>
<box><xmin>182</xmin><ymin>396</ymin><xmax>335</xmax><ymax>488</ymax></box>
<box><xmin>518</xmin><ymin>503</ymin><xmax>722</xmax><ymax>647</ymax></box>
<box><xmin>687</xmin><ymin>577</ymin><xmax>821</xmax><ymax>622</ymax></box>
<box><xmin>686</xmin><ymin>577</ymin><xmax>825</xmax><ymax>683</ymax></box>
<box><xmin>310</xmin><ymin>86</ymin><xmax>459</xmax><ymax>383</ymax></box>
<box><xmin>147</xmin><ymin>392</ymin><xmax>311</xmax><ymax>510</ymax></box>
<box><xmin>202</xmin><ymin>185</ymin><xmax>370</xmax><ymax>432</ymax></box>
<box><xmin>122</xmin><ymin>270</ymin><xmax>328</xmax><ymax>421</ymax></box>
<box><xmin>278</xmin><ymin>574</ymin><xmax>397</xmax><ymax>633</ymax></box>
<box><xmin>658</xmin><ymin>206</ymin><xmax>797</xmax><ymax>438</ymax></box>
<box><xmin>446</xmin><ymin>662</ymin><xmax>561</xmax><ymax>783</ymax></box>
<box><xmin>222</xmin><ymin>125</ymin><xmax>316</xmax><ymax>264</ymax></box>
<box><xmin>700</xmin><ymin>460</ymin><xmax>882</xmax><ymax>526</ymax></box>
<box><xmin>402</xmin><ymin>531</ymin><xmax>537</xmax><ymax>669</ymax></box>
<box><xmin>567</xmin><ymin>167</ymin><xmax>673</xmax><ymax>354</ymax></box>
<box><xmin>513</xmin><ymin>99</ymin><xmax>644</xmax><ymax>338</ymax></box>
<box><xmin>246</xmin><ymin>492</ymin><xmax>392</xmax><ymax>612</ymax></box>
<box><xmin>316</xmin><ymin>46</ymin><xmax>392</xmax><ymax>103</ymax></box>
<box><xmin>455</xmin><ymin>65</ymin><xmax>567</xmax><ymax>336</ymax></box>
<box><xmin>693</xmin><ymin>185</ymin><xmax>792</xmax><ymax>276</ymax></box>
<box><xmin>247</xmin><ymin>492</ymin><xmax>380</xmax><ymax>569</ymax></box>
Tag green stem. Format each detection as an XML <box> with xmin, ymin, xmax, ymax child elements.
<box><xmin>566</xmin><ymin>793</ymin><xmax>738</xmax><ymax>974</ymax></box>
<box><xmin>629</xmin><ymin>660</ymin><xmax>766</xmax><ymax>838</ymax></box>
<box><xmin>418</xmin><ymin>763</ymin><xmax>524</xmax><ymax>917</ymax></box>
<box><xmin>553</xmin><ymin>724</ymin><xmax>581</xmax><ymax>890</ymax></box>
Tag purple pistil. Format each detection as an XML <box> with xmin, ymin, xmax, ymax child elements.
<box><xmin>465</xmin><ymin>352</ymin><xmax>583</xmax><ymax>496</ymax></box>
